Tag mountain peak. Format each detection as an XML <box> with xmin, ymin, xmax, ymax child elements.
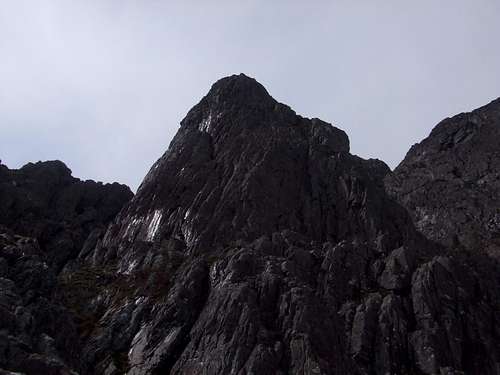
<box><xmin>179</xmin><ymin>74</ymin><xmax>293</xmax><ymax>136</ymax></box>
<box><xmin>206</xmin><ymin>73</ymin><xmax>274</xmax><ymax>106</ymax></box>
<box><xmin>118</xmin><ymin>75</ymin><xmax>352</xmax><ymax>252</ymax></box>
<box><xmin>3</xmin><ymin>74</ymin><xmax>500</xmax><ymax>375</ymax></box>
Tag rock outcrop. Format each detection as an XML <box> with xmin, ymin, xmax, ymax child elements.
<box><xmin>0</xmin><ymin>161</ymin><xmax>133</xmax><ymax>270</ymax></box>
<box><xmin>1</xmin><ymin>75</ymin><xmax>499</xmax><ymax>375</ymax></box>
<box><xmin>385</xmin><ymin>98</ymin><xmax>500</xmax><ymax>258</ymax></box>
<box><xmin>0</xmin><ymin>161</ymin><xmax>132</xmax><ymax>374</ymax></box>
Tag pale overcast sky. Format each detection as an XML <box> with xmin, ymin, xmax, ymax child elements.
<box><xmin>1</xmin><ymin>1</ymin><xmax>499</xmax><ymax>191</ymax></box>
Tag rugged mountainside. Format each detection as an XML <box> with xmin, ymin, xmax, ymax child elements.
<box><xmin>76</xmin><ymin>75</ymin><xmax>498</xmax><ymax>375</ymax></box>
<box><xmin>80</xmin><ymin>74</ymin><xmax>428</xmax><ymax>375</ymax></box>
<box><xmin>385</xmin><ymin>99</ymin><xmax>500</xmax><ymax>259</ymax></box>
<box><xmin>0</xmin><ymin>161</ymin><xmax>133</xmax><ymax>269</ymax></box>
<box><xmin>0</xmin><ymin>161</ymin><xmax>132</xmax><ymax>374</ymax></box>
<box><xmin>0</xmin><ymin>74</ymin><xmax>499</xmax><ymax>375</ymax></box>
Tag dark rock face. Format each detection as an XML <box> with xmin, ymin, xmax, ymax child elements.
<box><xmin>382</xmin><ymin>99</ymin><xmax>500</xmax><ymax>374</ymax></box>
<box><xmin>0</xmin><ymin>162</ymin><xmax>133</xmax><ymax>374</ymax></box>
<box><xmin>0</xmin><ymin>226</ymin><xmax>80</xmax><ymax>375</ymax></box>
<box><xmin>0</xmin><ymin>161</ymin><xmax>133</xmax><ymax>270</ymax></box>
<box><xmin>385</xmin><ymin>99</ymin><xmax>500</xmax><ymax>258</ymax></box>
<box><xmin>72</xmin><ymin>75</ymin><xmax>499</xmax><ymax>375</ymax></box>
<box><xmin>1</xmin><ymin>75</ymin><xmax>499</xmax><ymax>375</ymax></box>
<box><xmin>80</xmin><ymin>75</ymin><xmax>421</xmax><ymax>374</ymax></box>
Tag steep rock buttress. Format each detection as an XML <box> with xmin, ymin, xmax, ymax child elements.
<box><xmin>78</xmin><ymin>75</ymin><xmax>500</xmax><ymax>375</ymax></box>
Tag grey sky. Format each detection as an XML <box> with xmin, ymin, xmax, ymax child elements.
<box><xmin>1</xmin><ymin>1</ymin><xmax>499</xmax><ymax>191</ymax></box>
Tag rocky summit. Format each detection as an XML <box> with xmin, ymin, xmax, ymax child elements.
<box><xmin>0</xmin><ymin>74</ymin><xmax>499</xmax><ymax>375</ymax></box>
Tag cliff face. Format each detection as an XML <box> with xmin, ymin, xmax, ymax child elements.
<box><xmin>81</xmin><ymin>74</ymin><xmax>426</xmax><ymax>375</ymax></box>
<box><xmin>76</xmin><ymin>75</ymin><xmax>498</xmax><ymax>375</ymax></box>
<box><xmin>1</xmin><ymin>75</ymin><xmax>499</xmax><ymax>375</ymax></box>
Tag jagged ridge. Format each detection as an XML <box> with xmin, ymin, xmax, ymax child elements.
<box><xmin>0</xmin><ymin>75</ymin><xmax>499</xmax><ymax>375</ymax></box>
<box><xmin>386</xmin><ymin>98</ymin><xmax>500</xmax><ymax>258</ymax></box>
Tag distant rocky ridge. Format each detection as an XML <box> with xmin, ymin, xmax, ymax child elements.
<box><xmin>385</xmin><ymin>98</ymin><xmax>500</xmax><ymax>259</ymax></box>
<box><xmin>0</xmin><ymin>75</ymin><xmax>499</xmax><ymax>375</ymax></box>
<box><xmin>0</xmin><ymin>160</ymin><xmax>133</xmax><ymax>270</ymax></box>
<box><xmin>0</xmin><ymin>161</ymin><xmax>132</xmax><ymax>374</ymax></box>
